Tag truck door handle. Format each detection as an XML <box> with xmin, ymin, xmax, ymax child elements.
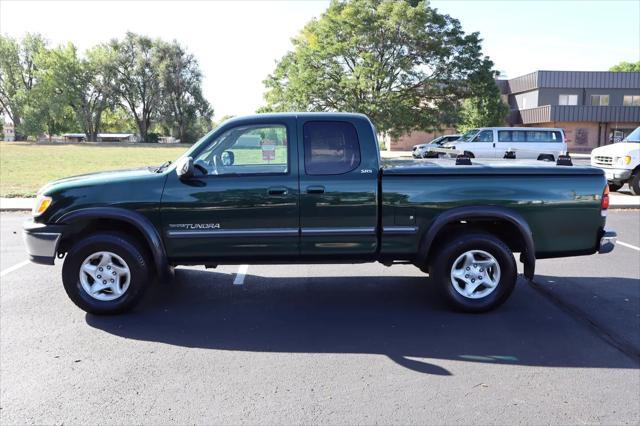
<box><xmin>267</xmin><ymin>187</ymin><xmax>288</xmax><ymax>196</ymax></box>
<box><xmin>306</xmin><ymin>185</ymin><xmax>325</xmax><ymax>194</ymax></box>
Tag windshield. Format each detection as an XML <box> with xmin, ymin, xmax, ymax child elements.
<box><xmin>428</xmin><ymin>136</ymin><xmax>444</xmax><ymax>145</ymax></box>
<box><xmin>622</xmin><ymin>127</ymin><xmax>640</xmax><ymax>142</ymax></box>
<box><xmin>458</xmin><ymin>129</ymin><xmax>480</xmax><ymax>142</ymax></box>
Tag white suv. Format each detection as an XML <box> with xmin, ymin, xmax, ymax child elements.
<box><xmin>591</xmin><ymin>127</ymin><xmax>640</xmax><ymax>195</ymax></box>
<box><xmin>442</xmin><ymin>127</ymin><xmax>567</xmax><ymax>160</ymax></box>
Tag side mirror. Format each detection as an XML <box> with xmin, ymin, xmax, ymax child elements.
<box><xmin>221</xmin><ymin>150</ymin><xmax>235</xmax><ymax>166</ymax></box>
<box><xmin>175</xmin><ymin>156</ymin><xmax>194</xmax><ymax>180</ymax></box>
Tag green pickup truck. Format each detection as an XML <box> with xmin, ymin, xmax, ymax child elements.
<box><xmin>24</xmin><ymin>113</ymin><xmax>616</xmax><ymax>315</ymax></box>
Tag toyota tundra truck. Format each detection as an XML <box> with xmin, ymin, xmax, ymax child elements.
<box><xmin>24</xmin><ymin>113</ymin><xmax>616</xmax><ymax>315</ymax></box>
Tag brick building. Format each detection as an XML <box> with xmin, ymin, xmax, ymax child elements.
<box><xmin>498</xmin><ymin>71</ymin><xmax>640</xmax><ymax>153</ymax></box>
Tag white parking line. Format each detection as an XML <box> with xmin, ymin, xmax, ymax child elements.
<box><xmin>0</xmin><ymin>260</ymin><xmax>30</xmax><ymax>278</ymax></box>
<box><xmin>618</xmin><ymin>241</ymin><xmax>640</xmax><ymax>251</ymax></box>
<box><xmin>233</xmin><ymin>265</ymin><xmax>248</xmax><ymax>285</ymax></box>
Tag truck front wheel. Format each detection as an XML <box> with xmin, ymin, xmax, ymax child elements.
<box><xmin>62</xmin><ymin>233</ymin><xmax>151</xmax><ymax>314</ymax></box>
<box><xmin>430</xmin><ymin>233</ymin><xmax>517</xmax><ymax>313</ymax></box>
<box><xmin>630</xmin><ymin>172</ymin><xmax>640</xmax><ymax>195</ymax></box>
<box><xmin>608</xmin><ymin>182</ymin><xmax>623</xmax><ymax>192</ymax></box>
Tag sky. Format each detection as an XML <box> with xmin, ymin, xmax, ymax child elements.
<box><xmin>1</xmin><ymin>0</ymin><xmax>639</xmax><ymax>119</ymax></box>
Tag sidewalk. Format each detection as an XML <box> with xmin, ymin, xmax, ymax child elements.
<box><xmin>2</xmin><ymin>191</ymin><xmax>638</xmax><ymax>211</ymax></box>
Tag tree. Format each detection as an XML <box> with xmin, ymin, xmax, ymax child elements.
<box><xmin>457</xmin><ymin>71</ymin><xmax>508</xmax><ymax>132</ymax></box>
<box><xmin>37</xmin><ymin>43</ymin><xmax>117</xmax><ymax>141</ymax></box>
<box><xmin>0</xmin><ymin>34</ymin><xmax>47</xmax><ymax>139</ymax></box>
<box><xmin>158</xmin><ymin>41</ymin><xmax>213</xmax><ymax>143</ymax></box>
<box><xmin>101</xmin><ymin>105</ymin><xmax>137</xmax><ymax>133</ymax></box>
<box><xmin>610</xmin><ymin>61</ymin><xmax>640</xmax><ymax>72</ymax></box>
<box><xmin>261</xmin><ymin>0</ymin><xmax>500</xmax><ymax>137</ymax></box>
<box><xmin>110</xmin><ymin>33</ymin><xmax>164</xmax><ymax>142</ymax></box>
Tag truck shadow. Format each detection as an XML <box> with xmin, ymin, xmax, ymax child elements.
<box><xmin>86</xmin><ymin>268</ymin><xmax>640</xmax><ymax>375</ymax></box>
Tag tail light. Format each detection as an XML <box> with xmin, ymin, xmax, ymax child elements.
<box><xmin>601</xmin><ymin>185</ymin><xmax>610</xmax><ymax>211</ymax></box>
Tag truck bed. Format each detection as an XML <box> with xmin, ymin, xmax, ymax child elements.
<box><xmin>381</xmin><ymin>158</ymin><xmax>604</xmax><ymax>176</ymax></box>
<box><xmin>380</xmin><ymin>158</ymin><xmax>607</xmax><ymax>258</ymax></box>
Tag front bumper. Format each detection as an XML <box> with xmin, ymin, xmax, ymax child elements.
<box><xmin>23</xmin><ymin>219</ymin><xmax>65</xmax><ymax>265</ymax></box>
<box><xmin>598</xmin><ymin>230</ymin><xmax>617</xmax><ymax>254</ymax></box>
<box><xmin>601</xmin><ymin>168</ymin><xmax>632</xmax><ymax>183</ymax></box>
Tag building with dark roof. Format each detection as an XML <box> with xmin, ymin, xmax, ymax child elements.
<box><xmin>498</xmin><ymin>71</ymin><xmax>640</xmax><ymax>152</ymax></box>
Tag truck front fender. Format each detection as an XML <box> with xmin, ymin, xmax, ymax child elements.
<box><xmin>419</xmin><ymin>206</ymin><xmax>536</xmax><ymax>279</ymax></box>
<box><xmin>56</xmin><ymin>207</ymin><xmax>170</xmax><ymax>279</ymax></box>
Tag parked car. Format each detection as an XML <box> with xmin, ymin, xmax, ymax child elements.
<box><xmin>590</xmin><ymin>127</ymin><xmax>640</xmax><ymax>195</ymax></box>
<box><xmin>441</xmin><ymin>127</ymin><xmax>567</xmax><ymax>160</ymax></box>
<box><xmin>412</xmin><ymin>134</ymin><xmax>461</xmax><ymax>158</ymax></box>
<box><xmin>24</xmin><ymin>113</ymin><xmax>615</xmax><ymax>315</ymax></box>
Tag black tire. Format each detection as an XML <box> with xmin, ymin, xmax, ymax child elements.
<box><xmin>430</xmin><ymin>232</ymin><xmax>517</xmax><ymax>313</ymax></box>
<box><xmin>608</xmin><ymin>182</ymin><xmax>623</xmax><ymax>192</ymax></box>
<box><xmin>630</xmin><ymin>172</ymin><xmax>640</xmax><ymax>196</ymax></box>
<box><xmin>62</xmin><ymin>232</ymin><xmax>151</xmax><ymax>314</ymax></box>
<box><xmin>537</xmin><ymin>154</ymin><xmax>555</xmax><ymax>162</ymax></box>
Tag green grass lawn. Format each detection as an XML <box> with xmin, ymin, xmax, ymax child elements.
<box><xmin>0</xmin><ymin>142</ymin><xmax>190</xmax><ymax>197</ymax></box>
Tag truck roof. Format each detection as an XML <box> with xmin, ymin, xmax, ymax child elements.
<box><xmin>222</xmin><ymin>112</ymin><xmax>371</xmax><ymax>125</ymax></box>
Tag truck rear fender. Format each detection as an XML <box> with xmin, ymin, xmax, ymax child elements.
<box><xmin>418</xmin><ymin>206</ymin><xmax>535</xmax><ymax>279</ymax></box>
<box><xmin>56</xmin><ymin>207</ymin><xmax>170</xmax><ymax>279</ymax></box>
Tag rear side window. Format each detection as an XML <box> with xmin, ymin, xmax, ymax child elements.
<box><xmin>303</xmin><ymin>121</ymin><xmax>361</xmax><ymax>175</ymax></box>
<box><xmin>499</xmin><ymin>130</ymin><xmax>563</xmax><ymax>143</ymax></box>
<box><xmin>526</xmin><ymin>130</ymin><xmax>563</xmax><ymax>142</ymax></box>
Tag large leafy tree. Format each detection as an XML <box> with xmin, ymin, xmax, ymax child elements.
<box><xmin>110</xmin><ymin>33</ymin><xmax>164</xmax><ymax>142</ymax></box>
<box><xmin>261</xmin><ymin>0</ymin><xmax>500</xmax><ymax>136</ymax></box>
<box><xmin>0</xmin><ymin>34</ymin><xmax>47</xmax><ymax>139</ymax></box>
<box><xmin>37</xmin><ymin>43</ymin><xmax>117</xmax><ymax>141</ymax></box>
<box><xmin>610</xmin><ymin>61</ymin><xmax>640</xmax><ymax>72</ymax></box>
<box><xmin>158</xmin><ymin>41</ymin><xmax>213</xmax><ymax>143</ymax></box>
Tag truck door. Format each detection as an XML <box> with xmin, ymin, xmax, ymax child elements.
<box><xmin>297</xmin><ymin>118</ymin><xmax>379</xmax><ymax>259</ymax></box>
<box><xmin>160</xmin><ymin>118</ymin><xmax>300</xmax><ymax>260</ymax></box>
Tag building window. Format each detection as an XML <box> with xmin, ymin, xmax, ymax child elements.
<box><xmin>623</xmin><ymin>95</ymin><xmax>640</xmax><ymax>106</ymax></box>
<box><xmin>590</xmin><ymin>95</ymin><xmax>609</xmax><ymax>106</ymax></box>
<box><xmin>558</xmin><ymin>94</ymin><xmax>578</xmax><ymax>105</ymax></box>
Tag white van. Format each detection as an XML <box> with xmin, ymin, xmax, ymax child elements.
<box><xmin>441</xmin><ymin>127</ymin><xmax>567</xmax><ymax>160</ymax></box>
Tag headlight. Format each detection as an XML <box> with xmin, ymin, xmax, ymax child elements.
<box><xmin>615</xmin><ymin>156</ymin><xmax>632</xmax><ymax>165</ymax></box>
<box><xmin>33</xmin><ymin>195</ymin><xmax>52</xmax><ymax>216</ymax></box>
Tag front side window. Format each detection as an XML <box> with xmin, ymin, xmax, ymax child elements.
<box><xmin>304</xmin><ymin>121</ymin><xmax>361</xmax><ymax>175</ymax></box>
<box><xmin>559</xmin><ymin>94</ymin><xmax>578</xmax><ymax>105</ymax></box>
<box><xmin>590</xmin><ymin>95</ymin><xmax>609</xmax><ymax>106</ymax></box>
<box><xmin>195</xmin><ymin>124</ymin><xmax>288</xmax><ymax>175</ymax></box>
<box><xmin>623</xmin><ymin>95</ymin><xmax>640</xmax><ymax>106</ymax></box>
<box><xmin>458</xmin><ymin>129</ymin><xmax>479</xmax><ymax>142</ymax></box>
<box><xmin>473</xmin><ymin>130</ymin><xmax>494</xmax><ymax>142</ymax></box>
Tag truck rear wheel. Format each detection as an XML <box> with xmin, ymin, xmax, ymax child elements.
<box><xmin>62</xmin><ymin>232</ymin><xmax>151</xmax><ymax>314</ymax></box>
<box><xmin>430</xmin><ymin>233</ymin><xmax>517</xmax><ymax>313</ymax></box>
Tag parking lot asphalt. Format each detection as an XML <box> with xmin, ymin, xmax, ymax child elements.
<box><xmin>1</xmin><ymin>211</ymin><xmax>639</xmax><ymax>424</ymax></box>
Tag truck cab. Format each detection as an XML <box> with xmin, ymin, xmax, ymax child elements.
<box><xmin>590</xmin><ymin>127</ymin><xmax>640</xmax><ymax>194</ymax></box>
<box><xmin>163</xmin><ymin>113</ymin><xmax>381</xmax><ymax>261</ymax></box>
